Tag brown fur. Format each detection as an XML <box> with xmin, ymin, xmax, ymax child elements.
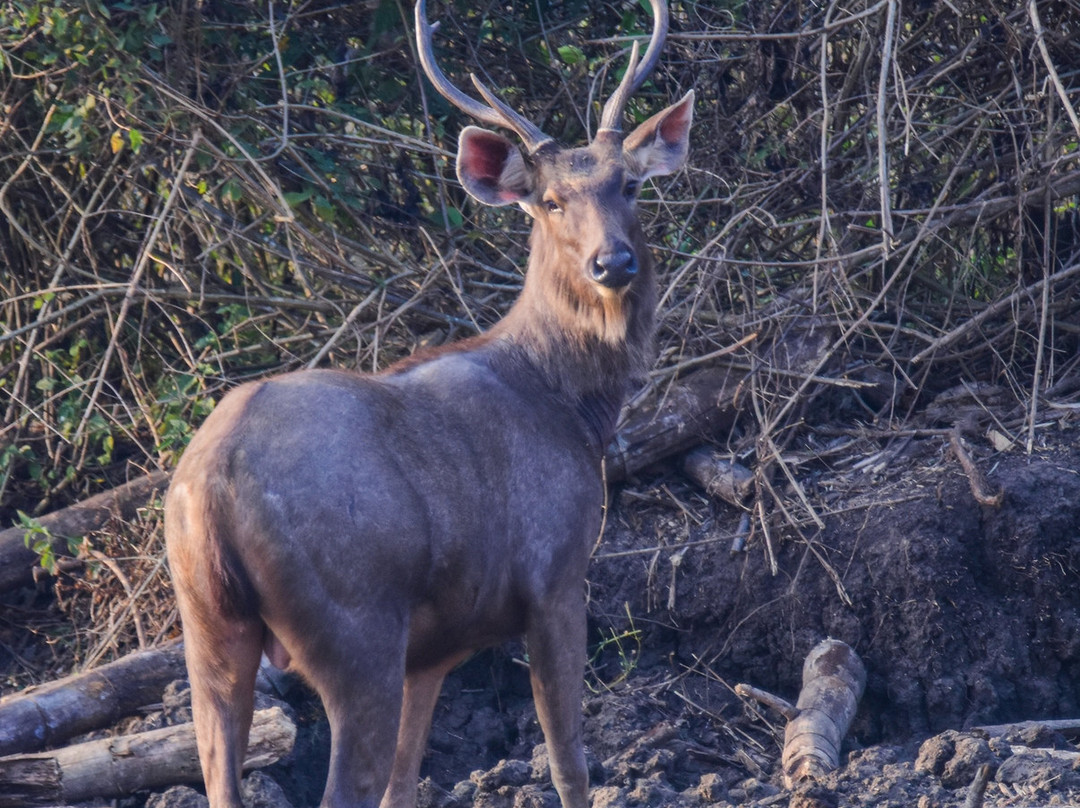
<box><xmin>166</xmin><ymin>59</ymin><xmax>692</xmax><ymax>808</ymax></box>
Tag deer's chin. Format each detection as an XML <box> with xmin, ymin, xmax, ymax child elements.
<box><xmin>598</xmin><ymin>291</ymin><xmax>631</xmax><ymax>345</ymax></box>
<box><xmin>592</xmin><ymin>279</ymin><xmax>634</xmax><ymax>301</ymax></box>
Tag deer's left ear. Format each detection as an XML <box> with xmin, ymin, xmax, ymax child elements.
<box><xmin>456</xmin><ymin>126</ymin><xmax>535</xmax><ymax>206</ymax></box>
<box><xmin>623</xmin><ymin>90</ymin><xmax>694</xmax><ymax>181</ymax></box>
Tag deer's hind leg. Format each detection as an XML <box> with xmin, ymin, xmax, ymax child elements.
<box><xmin>177</xmin><ymin>593</ymin><xmax>264</xmax><ymax>808</ymax></box>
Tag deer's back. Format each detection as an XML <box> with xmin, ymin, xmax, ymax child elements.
<box><xmin>166</xmin><ymin>353</ymin><xmax>602</xmax><ymax>669</ymax></box>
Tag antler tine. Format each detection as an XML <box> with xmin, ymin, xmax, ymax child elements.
<box><xmin>598</xmin><ymin>0</ymin><xmax>670</xmax><ymax>133</ymax></box>
<box><xmin>598</xmin><ymin>41</ymin><xmax>641</xmax><ymax>134</ymax></box>
<box><xmin>415</xmin><ymin>0</ymin><xmax>553</xmax><ymax>154</ymax></box>
<box><xmin>470</xmin><ymin>75</ymin><xmax>553</xmax><ymax>154</ymax></box>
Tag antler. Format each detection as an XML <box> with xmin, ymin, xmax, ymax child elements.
<box><xmin>415</xmin><ymin>0</ymin><xmax>553</xmax><ymax>154</ymax></box>
<box><xmin>598</xmin><ymin>0</ymin><xmax>670</xmax><ymax>133</ymax></box>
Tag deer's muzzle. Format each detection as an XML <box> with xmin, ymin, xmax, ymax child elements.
<box><xmin>591</xmin><ymin>244</ymin><xmax>638</xmax><ymax>289</ymax></box>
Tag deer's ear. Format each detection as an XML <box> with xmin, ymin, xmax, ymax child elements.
<box><xmin>456</xmin><ymin>126</ymin><xmax>535</xmax><ymax>206</ymax></box>
<box><xmin>623</xmin><ymin>90</ymin><xmax>694</xmax><ymax>181</ymax></box>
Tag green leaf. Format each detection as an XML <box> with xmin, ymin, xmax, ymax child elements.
<box><xmin>17</xmin><ymin>510</ymin><xmax>46</xmax><ymax>535</ymax></box>
<box><xmin>313</xmin><ymin>194</ymin><xmax>336</xmax><ymax>224</ymax></box>
<box><xmin>557</xmin><ymin>44</ymin><xmax>586</xmax><ymax>67</ymax></box>
<box><xmin>221</xmin><ymin>179</ymin><xmax>243</xmax><ymax>202</ymax></box>
<box><xmin>97</xmin><ymin>433</ymin><xmax>114</xmax><ymax>466</ymax></box>
<box><xmin>52</xmin><ymin>10</ymin><xmax>68</xmax><ymax>37</ymax></box>
<box><xmin>283</xmin><ymin>187</ymin><xmax>315</xmax><ymax>207</ymax></box>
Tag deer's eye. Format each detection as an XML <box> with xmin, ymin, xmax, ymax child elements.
<box><xmin>623</xmin><ymin>179</ymin><xmax>640</xmax><ymax>198</ymax></box>
<box><xmin>544</xmin><ymin>199</ymin><xmax>563</xmax><ymax>214</ymax></box>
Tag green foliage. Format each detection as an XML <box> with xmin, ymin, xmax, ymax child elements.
<box><xmin>152</xmin><ymin>366</ymin><xmax>216</xmax><ymax>459</ymax></box>
<box><xmin>17</xmin><ymin>509</ymin><xmax>85</xmax><ymax>575</ymax></box>
<box><xmin>588</xmin><ymin>605</ymin><xmax>643</xmax><ymax>693</ymax></box>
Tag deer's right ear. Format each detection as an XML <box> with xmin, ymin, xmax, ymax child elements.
<box><xmin>456</xmin><ymin>126</ymin><xmax>534</xmax><ymax>207</ymax></box>
<box><xmin>623</xmin><ymin>90</ymin><xmax>694</xmax><ymax>181</ymax></box>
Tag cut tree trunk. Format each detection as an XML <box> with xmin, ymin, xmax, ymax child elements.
<box><xmin>0</xmin><ymin>705</ymin><xmax>295</xmax><ymax>806</ymax></box>
<box><xmin>781</xmin><ymin>639</ymin><xmax>866</xmax><ymax>789</ymax></box>
<box><xmin>682</xmin><ymin>447</ymin><xmax>754</xmax><ymax>507</ymax></box>
<box><xmin>0</xmin><ymin>641</ymin><xmax>186</xmax><ymax>757</ymax></box>
<box><xmin>0</xmin><ymin>471</ymin><xmax>170</xmax><ymax>592</ymax></box>
<box><xmin>735</xmin><ymin>639</ymin><xmax>867</xmax><ymax>791</ymax></box>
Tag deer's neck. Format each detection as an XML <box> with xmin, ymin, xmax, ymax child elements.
<box><xmin>383</xmin><ymin>232</ymin><xmax>657</xmax><ymax>446</ymax></box>
<box><xmin>491</xmin><ymin>237</ymin><xmax>657</xmax><ymax>446</ymax></box>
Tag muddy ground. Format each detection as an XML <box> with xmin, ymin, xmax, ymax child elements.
<box><xmin>5</xmin><ymin>421</ymin><xmax>1080</xmax><ymax>807</ymax></box>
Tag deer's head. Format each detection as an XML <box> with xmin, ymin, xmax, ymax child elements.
<box><xmin>416</xmin><ymin>0</ymin><xmax>692</xmax><ymax>325</ymax></box>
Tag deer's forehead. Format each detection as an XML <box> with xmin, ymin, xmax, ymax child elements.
<box><xmin>539</xmin><ymin>144</ymin><xmax>625</xmax><ymax>195</ymax></box>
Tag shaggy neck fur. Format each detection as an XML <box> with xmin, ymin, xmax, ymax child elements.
<box><xmin>386</xmin><ymin>228</ymin><xmax>656</xmax><ymax>448</ymax></box>
<box><xmin>489</xmin><ymin>222</ymin><xmax>657</xmax><ymax>445</ymax></box>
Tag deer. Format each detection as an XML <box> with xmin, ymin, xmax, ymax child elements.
<box><xmin>164</xmin><ymin>0</ymin><xmax>692</xmax><ymax>805</ymax></box>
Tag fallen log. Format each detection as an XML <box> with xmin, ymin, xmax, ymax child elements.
<box><xmin>0</xmin><ymin>641</ymin><xmax>186</xmax><ymax>757</ymax></box>
<box><xmin>607</xmin><ymin>311</ymin><xmax>840</xmax><ymax>483</ymax></box>
<box><xmin>780</xmin><ymin>639</ymin><xmax>866</xmax><ymax>789</ymax></box>
<box><xmin>3</xmin><ymin>367</ymin><xmax>741</xmax><ymax>592</ymax></box>
<box><xmin>0</xmin><ymin>343</ymin><xmax>753</xmax><ymax>592</ymax></box>
<box><xmin>605</xmin><ymin>364</ymin><xmax>743</xmax><ymax>482</ymax></box>
<box><xmin>0</xmin><ymin>705</ymin><xmax>295</xmax><ymax>806</ymax></box>
<box><xmin>736</xmin><ymin>639</ymin><xmax>866</xmax><ymax>790</ymax></box>
<box><xmin>0</xmin><ymin>471</ymin><xmax>170</xmax><ymax>593</ymax></box>
<box><xmin>3</xmin><ymin>368</ymin><xmax>743</xmax><ymax>595</ymax></box>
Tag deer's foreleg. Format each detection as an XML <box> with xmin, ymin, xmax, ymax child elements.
<box><xmin>380</xmin><ymin>651</ymin><xmax>469</xmax><ymax>808</ymax></box>
<box><xmin>527</xmin><ymin>596</ymin><xmax>589</xmax><ymax>808</ymax></box>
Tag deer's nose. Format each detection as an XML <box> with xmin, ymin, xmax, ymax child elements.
<box><xmin>590</xmin><ymin>245</ymin><xmax>638</xmax><ymax>288</ymax></box>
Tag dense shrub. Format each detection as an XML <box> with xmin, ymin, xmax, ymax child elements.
<box><xmin>2</xmin><ymin>0</ymin><xmax>1078</xmax><ymax>528</ymax></box>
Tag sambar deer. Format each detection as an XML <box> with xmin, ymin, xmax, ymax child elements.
<box><xmin>165</xmin><ymin>0</ymin><xmax>692</xmax><ymax>805</ymax></box>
